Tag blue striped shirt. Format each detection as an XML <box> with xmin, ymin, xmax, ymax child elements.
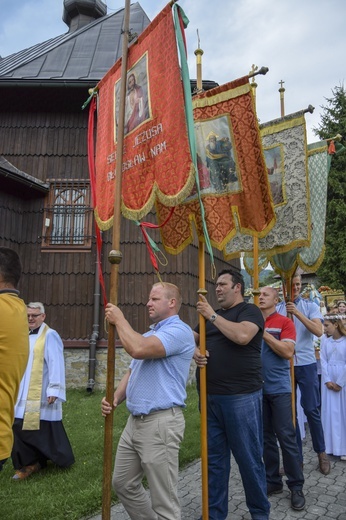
<box><xmin>126</xmin><ymin>315</ymin><xmax>195</xmax><ymax>415</ymax></box>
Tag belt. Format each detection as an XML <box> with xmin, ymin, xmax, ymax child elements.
<box><xmin>132</xmin><ymin>406</ymin><xmax>182</xmax><ymax>420</ymax></box>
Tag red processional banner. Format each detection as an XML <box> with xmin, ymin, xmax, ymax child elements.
<box><xmin>157</xmin><ymin>76</ymin><xmax>276</xmax><ymax>254</ymax></box>
<box><xmin>94</xmin><ymin>4</ymin><xmax>194</xmax><ymax>229</ymax></box>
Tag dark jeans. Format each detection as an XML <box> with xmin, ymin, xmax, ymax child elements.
<box><xmin>295</xmin><ymin>363</ymin><xmax>326</xmax><ymax>458</ymax></box>
<box><xmin>206</xmin><ymin>391</ymin><xmax>270</xmax><ymax>520</ymax></box>
<box><xmin>263</xmin><ymin>393</ymin><xmax>304</xmax><ymax>490</ymax></box>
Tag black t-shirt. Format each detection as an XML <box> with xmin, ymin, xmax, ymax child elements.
<box><xmin>196</xmin><ymin>302</ymin><xmax>264</xmax><ymax>395</ymax></box>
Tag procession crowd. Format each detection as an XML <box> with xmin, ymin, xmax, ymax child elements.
<box><xmin>1</xmin><ymin>245</ymin><xmax>345</xmax><ymax>520</ymax></box>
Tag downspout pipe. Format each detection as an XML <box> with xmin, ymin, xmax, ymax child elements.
<box><xmin>86</xmin><ymin>257</ymin><xmax>101</xmax><ymax>392</ymax></box>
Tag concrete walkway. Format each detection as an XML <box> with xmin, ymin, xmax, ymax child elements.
<box><xmin>85</xmin><ymin>428</ymin><xmax>346</xmax><ymax>519</ymax></box>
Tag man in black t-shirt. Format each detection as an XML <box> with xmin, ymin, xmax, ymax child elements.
<box><xmin>194</xmin><ymin>269</ymin><xmax>270</xmax><ymax>520</ymax></box>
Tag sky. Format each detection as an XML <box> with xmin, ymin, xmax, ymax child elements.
<box><xmin>0</xmin><ymin>0</ymin><xmax>345</xmax><ymax>143</ymax></box>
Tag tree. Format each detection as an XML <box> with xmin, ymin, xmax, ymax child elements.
<box><xmin>314</xmin><ymin>85</ymin><xmax>346</xmax><ymax>294</ymax></box>
<box><xmin>259</xmin><ymin>269</ymin><xmax>278</xmax><ymax>287</ymax></box>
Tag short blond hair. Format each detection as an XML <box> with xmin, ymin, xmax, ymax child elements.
<box><xmin>153</xmin><ymin>282</ymin><xmax>182</xmax><ymax>311</ymax></box>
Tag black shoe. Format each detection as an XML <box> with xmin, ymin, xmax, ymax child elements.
<box><xmin>267</xmin><ymin>483</ymin><xmax>283</xmax><ymax>496</ymax></box>
<box><xmin>291</xmin><ymin>490</ymin><xmax>305</xmax><ymax>510</ymax></box>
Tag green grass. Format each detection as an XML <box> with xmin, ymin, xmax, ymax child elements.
<box><xmin>0</xmin><ymin>385</ymin><xmax>201</xmax><ymax>520</ymax></box>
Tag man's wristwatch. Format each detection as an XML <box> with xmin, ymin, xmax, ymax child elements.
<box><xmin>209</xmin><ymin>313</ymin><xmax>218</xmax><ymax>323</ymax></box>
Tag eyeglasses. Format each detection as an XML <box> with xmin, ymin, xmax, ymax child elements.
<box><xmin>27</xmin><ymin>313</ymin><xmax>43</xmax><ymax>319</ymax></box>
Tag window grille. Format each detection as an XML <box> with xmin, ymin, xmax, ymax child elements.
<box><xmin>42</xmin><ymin>180</ymin><xmax>93</xmax><ymax>251</ymax></box>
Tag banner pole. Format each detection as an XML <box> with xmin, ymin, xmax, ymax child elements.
<box><xmin>282</xmin><ymin>274</ymin><xmax>296</xmax><ymax>426</ymax></box>
<box><xmin>102</xmin><ymin>1</ymin><xmax>131</xmax><ymax>518</ymax></box>
<box><xmin>195</xmin><ymin>41</ymin><xmax>209</xmax><ymax>520</ymax></box>
<box><xmin>248</xmin><ymin>65</ymin><xmax>269</xmax><ymax>306</ymax></box>
<box><xmin>277</xmin><ymin>82</ymin><xmax>297</xmax><ymax>428</ymax></box>
<box><xmin>250</xmin><ymin>66</ymin><xmax>260</xmax><ymax>307</ymax></box>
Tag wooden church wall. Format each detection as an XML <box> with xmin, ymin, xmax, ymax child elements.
<box><xmin>0</xmin><ymin>89</ymin><xmax>238</xmax><ymax>347</ymax></box>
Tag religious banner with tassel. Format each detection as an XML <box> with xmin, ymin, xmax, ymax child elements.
<box><xmin>156</xmin><ymin>75</ymin><xmax>276</xmax><ymax>255</ymax></box>
<box><xmin>269</xmin><ymin>138</ymin><xmax>335</xmax><ymax>276</ymax></box>
<box><xmin>225</xmin><ymin>108</ymin><xmax>312</xmax><ymax>260</ymax></box>
<box><xmin>294</xmin><ymin>140</ymin><xmax>333</xmax><ymax>271</ymax></box>
<box><xmin>93</xmin><ymin>3</ymin><xmax>195</xmax><ymax>229</ymax></box>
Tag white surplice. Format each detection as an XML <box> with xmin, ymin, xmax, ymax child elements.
<box><xmin>320</xmin><ymin>335</ymin><xmax>346</xmax><ymax>456</ymax></box>
<box><xmin>14</xmin><ymin>323</ymin><xmax>66</xmax><ymax>422</ymax></box>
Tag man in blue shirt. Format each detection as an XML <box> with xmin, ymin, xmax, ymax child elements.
<box><xmin>276</xmin><ymin>274</ymin><xmax>330</xmax><ymax>475</ymax></box>
<box><xmin>102</xmin><ymin>282</ymin><xmax>195</xmax><ymax>520</ymax></box>
<box><xmin>259</xmin><ymin>286</ymin><xmax>305</xmax><ymax>511</ymax></box>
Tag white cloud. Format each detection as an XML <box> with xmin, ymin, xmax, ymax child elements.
<box><xmin>0</xmin><ymin>0</ymin><xmax>65</xmax><ymax>56</ymax></box>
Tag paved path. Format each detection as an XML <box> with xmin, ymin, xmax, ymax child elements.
<box><xmin>85</xmin><ymin>428</ymin><xmax>346</xmax><ymax>519</ymax></box>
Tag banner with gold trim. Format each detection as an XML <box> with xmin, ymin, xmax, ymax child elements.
<box><xmin>94</xmin><ymin>4</ymin><xmax>194</xmax><ymax>228</ymax></box>
<box><xmin>224</xmin><ymin>110</ymin><xmax>310</xmax><ymax>259</ymax></box>
<box><xmin>157</xmin><ymin>76</ymin><xmax>276</xmax><ymax>254</ymax></box>
<box><xmin>296</xmin><ymin>140</ymin><xmax>330</xmax><ymax>270</ymax></box>
<box><xmin>269</xmin><ymin>139</ymin><xmax>331</xmax><ymax>275</ymax></box>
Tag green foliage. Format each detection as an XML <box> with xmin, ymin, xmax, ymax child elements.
<box><xmin>179</xmin><ymin>385</ymin><xmax>201</xmax><ymax>465</ymax></box>
<box><xmin>241</xmin><ymin>268</ymin><xmax>276</xmax><ymax>289</ymax></box>
<box><xmin>259</xmin><ymin>270</ymin><xmax>278</xmax><ymax>287</ymax></box>
<box><xmin>0</xmin><ymin>386</ymin><xmax>201</xmax><ymax>520</ymax></box>
<box><xmin>314</xmin><ymin>85</ymin><xmax>346</xmax><ymax>293</ymax></box>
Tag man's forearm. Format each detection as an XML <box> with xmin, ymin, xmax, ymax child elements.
<box><xmin>294</xmin><ymin>311</ymin><xmax>323</xmax><ymax>337</ymax></box>
<box><xmin>212</xmin><ymin>316</ymin><xmax>259</xmax><ymax>345</ymax></box>
<box><xmin>115</xmin><ymin>317</ymin><xmax>144</xmax><ymax>357</ymax></box>
<box><xmin>263</xmin><ymin>331</ymin><xmax>294</xmax><ymax>359</ymax></box>
<box><xmin>115</xmin><ymin>316</ymin><xmax>165</xmax><ymax>359</ymax></box>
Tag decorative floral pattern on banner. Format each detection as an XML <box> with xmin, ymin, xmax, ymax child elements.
<box><xmin>224</xmin><ymin>111</ymin><xmax>310</xmax><ymax>259</ymax></box>
<box><xmin>94</xmin><ymin>4</ymin><xmax>194</xmax><ymax>228</ymax></box>
<box><xmin>270</xmin><ymin>140</ymin><xmax>330</xmax><ymax>275</ymax></box>
<box><xmin>297</xmin><ymin>141</ymin><xmax>330</xmax><ymax>270</ymax></box>
<box><xmin>157</xmin><ymin>76</ymin><xmax>275</xmax><ymax>254</ymax></box>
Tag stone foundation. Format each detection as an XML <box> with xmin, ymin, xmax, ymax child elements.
<box><xmin>64</xmin><ymin>348</ymin><xmax>197</xmax><ymax>391</ymax></box>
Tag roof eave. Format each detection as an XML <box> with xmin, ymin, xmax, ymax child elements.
<box><xmin>0</xmin><ymin>163</ymin><xmax>49</xmax><ymax>193</ymax></box>
<box><xmin>0</xmin><ymin>78</ymin><xmax>99</xmax><ymax>88</ymax></box>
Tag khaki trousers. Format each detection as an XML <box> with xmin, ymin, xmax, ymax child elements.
<box><xmin>112</xmin><ymin>407</ymin><xmax>185</xmax><ymax>520</ymax></box>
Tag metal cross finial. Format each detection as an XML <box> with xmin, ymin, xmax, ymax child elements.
<box><xmin>279</xmin><ymin>79</ymin><xmax>285</xmax><ymax>90</ymax></box>
<box><xmin>197</xmin><ymin>29</ymin><xmax>200</xmax><ymax>49</ymax></box>
<box><xmin>250</xmin><ymin>64</ymin><xmax>258</xmax><ymax>83</ymax></box>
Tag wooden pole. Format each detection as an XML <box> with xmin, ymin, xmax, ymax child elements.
<box><xmin>102</xmin><ymin>1</ymin><xmax>131</xmax><ymax>518</ymax></box>
<box><xmin>194</xmin><ymin>41</ymin><xmax>209</xmax><ymax>520</ymax></box>
<box><xmin>277</xmin><ymin>81</ymin><xmax>296</xmax><ymax>427</ymax></box>
<box><xmin>250</xmin><ymin>65</ymin><xmax>260</xmax><ymax>306</ymax></box>
<box><xmin>246</xmin><ymin>65</ymin><xmax>269</xmax><ymax>306</ymax></box>
<box><xmin>282</xmin><ymin>275</ymin><xmax>296</xmax><ymax>426</ymax></box>
<box><xmin>288</xmin><ymin>277</ymin><xmax>296</xmax><ymax>427</ymax></box>
<box><xmin>253</xmin><ymin>235</ymin><xmax>259</xmax><ymax>306</ymax></box>
<box><xmin>197</xmin><ymin>252</ymin><xmax>209</xmax><ymax>520</ymax></box>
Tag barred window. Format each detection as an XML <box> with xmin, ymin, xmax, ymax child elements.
<box><xmin>42</xmin><ymin>180</ymin><xmax>93</xmax><ymax>251</ymax></box>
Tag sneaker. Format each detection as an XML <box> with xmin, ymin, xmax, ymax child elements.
<box><xmin>340</xmin><ymin>455</ymin><xmax>346</xmax><ymax>461</ymax></box>
<box><xmin>267</xmin><ymin>483</ymin><xmax>283</xmax><ymax>496</ymax></box>
<box><xmin>291</xmin><ymin>490</ymin><xmax>305</xmax><ymax>510</ymax></box>
<box><xmin>12</xmin><ymin>462</ymin><xmax>41</xmax><ymax>481</ymax></box>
